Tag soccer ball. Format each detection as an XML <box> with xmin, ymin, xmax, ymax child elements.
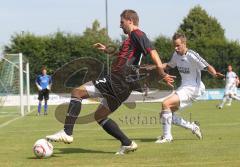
<box><xmin>33</xmin><ymin>139</ymin><xmax>53</xmax><ymax>158</ymax></box>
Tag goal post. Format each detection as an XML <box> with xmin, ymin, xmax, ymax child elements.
<box><xmin>0</xmin><ymin>53</ymin><xmax>30</xmax><ymax>116</ymax></box>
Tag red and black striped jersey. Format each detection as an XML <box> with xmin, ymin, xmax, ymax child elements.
<box><xmin>111</xmin><ymin>29</ymin><xmax>154</xmax><ymax>76</ymax></box>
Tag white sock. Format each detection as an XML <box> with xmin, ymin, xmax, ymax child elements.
<box><xmin>161</xmin><ymin>110</ymin><xmax>172</xmax><ymax>139</ymax></box>
<box><xmin>172</xmin><ymin>114</ymin><xmax>193</xmax><ymax>130</ymax></box>
<box><xmin>219</xmin><ymin>96</ymin><xmax>228</xmax><ymax>107</ymax></box>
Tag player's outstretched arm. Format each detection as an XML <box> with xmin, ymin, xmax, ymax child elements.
<box><xmin>93</xmin><ymin>43</ymin><xmax>107</xmax><ymax>52</ymax></box>
<box><xmin>93</xmin><ymin>43</ymin><xmax>117</xmax><ymax>55</ymax></box>
<box><xmin>234</xmin><ymin>76</ymin><xmax>239</xmax><ymax>86</ymax></box>
<box><xmin>149</xmin><ymin>50</ymin><xmax>176</xmax><ymax>88</ymax></box>
<box><xmin>140</xmin><ymin>63</ymin><xmax>170</xmax><ymax>72</ymax></box>
<box><xmin>207</xmin><ymin>65</ymin><xmax>225</xmax><ymax>79</ymax></box>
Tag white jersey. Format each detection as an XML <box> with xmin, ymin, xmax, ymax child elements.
<box><xmin>225</xmin><ymin>71</ymin><xmax>237</xmax><ymax>86</ymax></box>
<box><xmin>224</xmin><ymin>71</ymin><xmax>237</xmax><ymax>95</ymax></box>
<box><xmin>168</xmin><ymin>49</ymin><xmax>209</xmax><ymax>87</ymax></box>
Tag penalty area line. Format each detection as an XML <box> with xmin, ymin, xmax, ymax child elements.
<box><xmin>0</xmin><ymin>109</ymin><xmax>36</xmax><ymax>129</ymax></box>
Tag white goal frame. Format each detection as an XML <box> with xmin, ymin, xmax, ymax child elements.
<box><xmin>1</xmin><ymin>53</ymin><xmax>30</xmax><ymax>116</ymax></box>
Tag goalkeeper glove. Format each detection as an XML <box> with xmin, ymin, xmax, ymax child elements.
<box><xmin>36</xmin><ymin>84</ymin><xmax>42</xmax><ymax>91</ymax></box>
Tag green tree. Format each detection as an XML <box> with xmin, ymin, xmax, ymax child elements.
<box><xmin>4</xmin><ymin>32</ymin><xmax>50</xmax><ymax>87</ymax></box>
<box><xmin>3</xmin><ymin>20</ymin><xmax>116</xmax><ymax>92</ymax></box>
<box><xmin>178</xmin><ymin>5</ymin><xmax>225</xmax><ymax>42</ymax></box>
<box><xmin>154</xmin><ymin>36</ymin><xmax>173</xmax><ymax>62</ymax></box>
<box><xmin>176</xmin><ymin>5</ymin><xmax>240</xmax><ymax>88</ymax></box>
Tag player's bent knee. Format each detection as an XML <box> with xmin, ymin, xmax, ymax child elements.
<box><xmin>162</xmin><ymin>101</ymin><xmax>171</xmax><ymax>110</ymax></box>
<box><xmin>71</xmin><ymin>86</ymin><xmax>88</xmax><ymax>98</ymax></box>
<box><xmin>94</xmin><ymin>112</ymin><xmax>109</xmax><ymax>122</ymax></box>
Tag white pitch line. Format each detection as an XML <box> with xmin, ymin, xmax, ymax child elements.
<box><xmin>0</xmin><ymin>116</ymin><xmax>22</xmax><ymax>128</ymax></box>
<box><xmin>0</xmin><ymin>109</ymin><xmax>36</xmax><ymax>128</ymax></box>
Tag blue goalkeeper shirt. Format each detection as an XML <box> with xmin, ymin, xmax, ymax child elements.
<box><xmin>36</xmin><ymin>74</ymin><xmax>52</xmax><ymax>89</ymax></box>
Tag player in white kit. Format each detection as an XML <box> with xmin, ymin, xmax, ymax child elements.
<box><xmin>218</xmin><ymin>65</ymin><xmax>240</xmax><ymax>109</ymax></box>
<box><xmin>155</xmin><ymin>33</ymin><xmax>223</xmax><ymax>143</ymax></box>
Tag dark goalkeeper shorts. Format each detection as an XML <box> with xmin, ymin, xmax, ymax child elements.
<box><xmin>38</xmin><ymin>89</ymin><xmax>49</xmax><ymax>101</ymax></box>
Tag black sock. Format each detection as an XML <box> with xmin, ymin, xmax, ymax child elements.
<box><xmin>64</xmin><ymin>97</ymin><xmax>82</xmax><ymax>136</ymax></box>
<box><xmin>98</xmin><ymin>118</ymin><xmax>131</xmax><ymax>146</ymax></box>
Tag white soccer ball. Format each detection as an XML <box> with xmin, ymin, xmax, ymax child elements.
<box><xmin>33</xmin><ymin>139</ymin><xmax>53</xmax><ymax>158</ymax></box>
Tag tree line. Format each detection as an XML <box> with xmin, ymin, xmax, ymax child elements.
<box><xmin>3</xmin><ymin>6</ymin><xmax>240</xmax><ymax>92</ymax></box>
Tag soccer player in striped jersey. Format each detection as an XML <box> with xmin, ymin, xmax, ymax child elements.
<box><xmin>46</xmin><ymin>9</ymin><xmax>175</xmax><ymax>154</ymax></box>
<box><xmin>155</xmin><ymin>33</ymin><xmax>223</xmax><ymax>143</ymax></box>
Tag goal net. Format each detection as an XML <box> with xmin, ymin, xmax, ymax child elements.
<box><xmin>0</xmin><ymin>53</ymin><xmax>30</xmax><ymax>116</ymax></box>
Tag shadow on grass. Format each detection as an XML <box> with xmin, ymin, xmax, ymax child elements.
<box><xmin>26</xmin><ymin>113</ymin><xmax>50</xmax><ymax>117</ymax></box>
<box><xmin>55</xmin><ymin>147</ymin><xmax>115</xmax><ymax>154</ymax></box>
<box><xmin>135</xmin><ymin>138</ymin><xmax>197</xmax><ymax>142</ymax></box>
<box><xmin>27</xmin><ymin>154</ymin><xmax>60</xmax><ymax>159</ymax></box>
<box><xmin>101</xmin><ymin>138</ymin><xmax>156</xmax><ymax>142</ymax></box>
<box><xmin>27</xmin><ymin>148</ymin><xmax>114</xmax><ymax>159</ymax></box>
<box><xmin>174</xmin><ymin>138</ymin><xmax>197</xmax><ymax>141</ymax></box>
<box><xmin>131</xmin><ymin>138</ymin><xmax>156</xmax><ymax>142</ymax></box>
<box><xmin>101</xmin><ymin>137</ymin><xmax>197</xmax><ymax>143</ymax></box>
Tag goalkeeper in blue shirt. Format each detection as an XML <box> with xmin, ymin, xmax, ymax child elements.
<box><xmin>35</xmin><ymin>67</ymin><xmax>52</xmax><ymax>115</ymax></box>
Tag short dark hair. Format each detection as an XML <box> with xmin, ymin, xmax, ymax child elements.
<box><xmin>172</xmin><ymin>33</ymin><xmax>187</xmax><ymax>43</ymax></box>
<box><xmin>41</xmin><ymin>66</ymin><xmax>47</xmax><ymax>71</ymax></box>
<box><xmin>120</xmin><ymin>9</ymin><xmax>139</xmax><ymax>26</ymax></box>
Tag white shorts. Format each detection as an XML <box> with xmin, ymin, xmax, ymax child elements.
<box><xmin>176</xmin><ymin>82</ymin><xmax>205</xmax><ymax>109</ymax></box>
<box><xmin>224</xmin><ymin>84</ymin><xmax>237</xmax><ymax>95</ymax></box>
<box><xmin>83</xmin><ymin>81</ymin><xmax>110</xmax><ymax>110</ymax></box>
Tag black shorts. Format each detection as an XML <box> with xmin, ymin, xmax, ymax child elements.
<box><xmin>38</xmin><ymin>89</ymin><xmax>49</xmax><ymax>101</ymax></box>
<box><xmin>93</xmin><ymin>73</ymin><xmax>134</xmax><ymax>112</ymax></box>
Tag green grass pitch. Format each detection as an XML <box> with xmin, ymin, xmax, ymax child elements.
<box><xmin>0</xmin><ymin>100</ymin><xmax>240</xmax><ymax>167</ymax></box>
